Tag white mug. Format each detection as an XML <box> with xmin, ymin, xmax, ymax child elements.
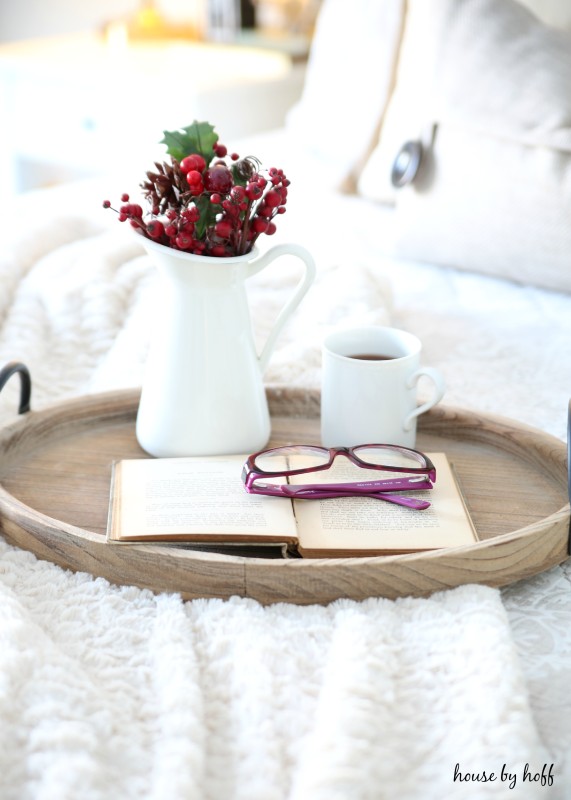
<box><xmin>321</xmin><ymin>326</ymin><xmax>445</xmax><ymax>448</ymax></box>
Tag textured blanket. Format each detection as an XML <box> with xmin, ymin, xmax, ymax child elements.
<box><xmin>0</xmin><ymin>188</ymin><xmax>569</xmax><ymax>799</ymax></box>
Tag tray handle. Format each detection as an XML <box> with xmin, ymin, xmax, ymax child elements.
<box><xmin>0</xmin><ymin>362</ymin><xmax>32</xmax><ymax>415</ymax></box>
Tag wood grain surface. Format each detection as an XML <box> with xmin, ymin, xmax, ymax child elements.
<box><xmin>0</xmin><ymin>387</ymin><xmax>568</xmax><ymax>604</ymax></box>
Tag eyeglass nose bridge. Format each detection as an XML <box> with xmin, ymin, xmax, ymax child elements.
<box><xmin>329</xmin><ymin>447</ymin><xmax>352</xmax><ymax>456</ymax></box>
<box><xmin>328</xmin><ymin>447</ymin><xmax>357</xmax><ymax>466</ymax></box>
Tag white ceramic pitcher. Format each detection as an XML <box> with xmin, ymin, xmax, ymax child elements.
<box><xmin>136</xmin><ymin>237</ymin><xmax>316</xmax><ymax>457</ymax></box>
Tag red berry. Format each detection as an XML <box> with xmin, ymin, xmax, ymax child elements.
<box><xmin>267</xmin><ymin>222</ymin><xmax>277</xmax><ymax>235</ymax></box>
<box><xmin>265</xmin><ymin>190</ymin><xmax>281</xmax><ymax>208</ymax></box>
<box><xmin>186</xmin><ymin>169</ymin><xmax>203</xmax><ymax>186</ymax></box>
<box><xmin>277</xmin><ymin>206</ymin><xmax>286</xmax><ymax>214</ymax></box>
<box><xmin>147</xmin><ymin>220</ymin><xmax>165</xmax><ymax>240</ymax></box>
<box><xmin>246</xmin><ymin>182</ymin><xmax>263</xmax><ymax>201</ymax></box>
<box><xmin>214</xmin><ymin>143</ymin><xmax>228</xmax><ymax>158</ymax></box>
<box><xmin>180</xmin><ymin>154</ymin><xmax>206</xmax><ymax>174</ymax></box>
<box><xmin>102</xmin><ymin>200</ymin><xmax>111</xmax><ymax>208</ymax></box>
<box><xmin>190</xmin><ymin>182</ymin><xmax>204</xmax><ymax>196</ymax></box>
<box><xmin>185</xmin><ymin>205</ymin><xmax>200</xmax><ymax>222</ymax></box>
<box><xmin>222</xmin><ymin>202</ymin><xmax>240</xmax><ymax>218</ymax></box>
<box><xmin>210</xmin><ymin>193</ymin><xmax>221</xmax><ymax>204</ymax></box>
<box><xmin>231</xmin><ymin>152</ymin><xmax>239</xmax><ymax>161</ymax></box>
<box><xmin>204</xmin><ymin>165</ymin><xmax>233</xmax><ymax>194</ymax></box>
<box><xmin>121</xmin><ymin>193</ymin><xmax>130</xmax><ymax>202</ymax></box>
<box><xmin>210</xmin><ymin>244</ymin><xmax>227</xmax><ymax>256</ymax></box>
<box><xmin>175</xmin><ymin>233</ymin><xmax>194</xmax><ymax>250</ymax></box>
<box><xmin>215</xmin><ymin>220</ymin><xmax>233</xmax><ymax>239</ymax></box>
<box><xmin>230</xmin><ymin>186</ymin><xmax>246</xmax><ymax>203</ymax></box>
<box><xmin>252</xmin><ymin>217</ymin><xmax>268</xmax><ymax>234</ymax></box>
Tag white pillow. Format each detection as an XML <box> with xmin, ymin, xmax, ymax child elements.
<box><xmin>357</xmin><ymin>0</ymin><xmax>571</xmax><ymax>292</ymax></box>
<box><xmin>285</xmin><ymin>0</ymin><xmax>406</xmax><ymax>190</ymax></box>
<box><xmin>516</xmin><ymin>0</ymin><xmax>571</xmax><ymax>30</ymax></box>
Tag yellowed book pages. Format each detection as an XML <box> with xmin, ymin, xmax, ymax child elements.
<box><xmin>290</xmin><ymin>453</ymin><xmax>477</xmax><ymax>557</ymax></box>
<box><xmin>108</xmin><ymin>455</ymin><xmax>297</xmax><ymax>544</ymax></box>
<box><xmin>106</xmin><ymin>452</ymin><xmax>477</xmax><ymax>556</ymax></box>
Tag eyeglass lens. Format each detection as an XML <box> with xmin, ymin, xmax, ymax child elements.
<box><xmin>352</xmin><ymin>445</ymin><xmax>427</xmax><ymax>468</ymax></box>
<box><xmin>253</xmin><ymin>445</ymin><xmax>428</xmax><ymax>474</ymax></box>
<box><xmin>254</xmin><ymin>445</ymin><xmax>330</xmax><ymax>472</ymax></box>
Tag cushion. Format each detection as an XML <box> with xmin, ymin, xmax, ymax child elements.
<box><xmin>285</xmin><ymin>0</ymin><xmax>406</xmax><ymax>190</ymax></box>
<box><xmin>357</xmin><ymin>0</ymin><xmax>571</xmax><ymax>292</ymax></box>
<box><xmin>516</xmin><ymin>0</ymin><xmax>571</xmax><ymax>30</ymax></box>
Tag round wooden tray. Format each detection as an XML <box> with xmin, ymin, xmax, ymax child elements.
<box><xmin>0</xmin><ymin>387</ymin><xmax>568</xmax><ymax>604</ymax></box>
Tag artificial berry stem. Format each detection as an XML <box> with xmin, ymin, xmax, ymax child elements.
<box><xmin>104</xmin><ymin>122</ymin><xmax>289</xmax><ymax>258</ymax></box>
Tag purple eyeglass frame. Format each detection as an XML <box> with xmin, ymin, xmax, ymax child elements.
<box><xmin>241</xmin><ymin>444</ymin><xmax>437</xmax><ymax>510</ymax></box>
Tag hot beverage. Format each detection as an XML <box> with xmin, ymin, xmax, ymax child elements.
<box><xmin>348</xmin><ymin>353</ymin><xmax>395</xmax><ymax>361</ymax></box>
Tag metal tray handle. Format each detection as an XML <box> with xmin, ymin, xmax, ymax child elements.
<box><xmin>0</xmin><ymin>362</ymin><xmax>32</xmax><ymax>415</ymax></box>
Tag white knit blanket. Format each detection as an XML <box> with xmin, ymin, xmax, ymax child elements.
<box><xmin>0</xmin><ymin>189</ymin><xmax>568</xmax><ymax>799</ymax></box>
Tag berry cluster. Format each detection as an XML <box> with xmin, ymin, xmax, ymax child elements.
<box><xmin>103</xmin><ymin>124</ymin><xmax>289</xmax><ymax>258</ymax></box>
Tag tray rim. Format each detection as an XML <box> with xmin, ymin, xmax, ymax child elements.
<box><xmin>0</xmin><ymin>387</ymin><xmax>568</xmax><ymax>603</ymax></box>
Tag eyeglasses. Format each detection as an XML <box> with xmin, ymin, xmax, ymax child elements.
<box><xmin>241</xmin><ymin>444</ymin><xmax>436</xmax><ymax>510</ymax></box>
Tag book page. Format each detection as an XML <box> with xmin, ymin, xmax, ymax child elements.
<box><xmin>109</xmin><ymin>455</ymin><xmax>298</xmax><ymax>543</ymax></box>
<box><xmin>290</xmin><ymin>453</ymin><xmax>477</xmax><ymax>556</ymax></box>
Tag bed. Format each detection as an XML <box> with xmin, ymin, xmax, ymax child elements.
<box><xmin>1</xmin><ymin>0</ymin><xmax>570</xmax><ymax>797</ymax></box>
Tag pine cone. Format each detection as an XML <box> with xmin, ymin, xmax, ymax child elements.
<box><xmin>140</xmin><ymin>158</ymin><xmax>190</xmax><ymax>214</ymax></box>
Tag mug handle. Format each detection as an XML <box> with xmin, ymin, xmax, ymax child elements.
<box><xmin>403</xmin><ymin>367</ymin><xmax>445</xmax><ymax>431</ymax></box>
<box><xmin>0</xmin><ymin>361</ymin><xmax>32</xmax><ymax>415</ymax></box>
<box><xmin>246</xmin><ymin>243</ymin><xmax>316</xmax><ymax>373</ymax></box>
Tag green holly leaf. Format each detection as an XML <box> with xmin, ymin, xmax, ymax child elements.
<box><xmin>193</xmin><ymin>194</ymin><xmax>218</xmax><ymax>240</ymax></box>
<box><xmin>161</xmin><ymin>121</ymin><xmax>218</xmax><ymax>164</ymax></box>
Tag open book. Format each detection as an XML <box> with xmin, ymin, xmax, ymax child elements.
<box><xmin>106</xmin><ymin>453</ymin><xmax>478</xmax><ymax>557</ymax></box>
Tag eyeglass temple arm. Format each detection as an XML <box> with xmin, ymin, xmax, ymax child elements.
<box><xmin>283</xmin><ymin>477</ymin><xmax>434</xmax><ymax>493</ymax></box>
<box><xmin>244</xmin><ymin>480</ymin><xmax>431</xmax><ymax>509</ymax></box>
<box><xmin>276</xmin><ymin>484</ymin><xmax>431</xmax><ymax>510</ymax></box>
<box><xmin>246</xmin><ymin>473</ymin><xmax>432</xmax><ymax>491</ymax></box>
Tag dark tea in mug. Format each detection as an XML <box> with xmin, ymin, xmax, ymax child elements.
<box><xmin>348</xmin><ymin>353</ymin><xmax>395</xmax><ymax>361</ymax></box>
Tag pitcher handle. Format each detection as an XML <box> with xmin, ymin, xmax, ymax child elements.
<box><xmin>246</xmin><ymin>243</ymin><xmax>316</xmax><ymax>373</ymax></box>
<box><xmin>0</xmin><ymin>361</ymin><xmax>32</xmax><ymax>414</ymax></box>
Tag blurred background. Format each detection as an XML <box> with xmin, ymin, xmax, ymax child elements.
<box><xmin>0</xmin><ymin>0</ymin><xmax>321</xmax><ymax>202</ymax></box>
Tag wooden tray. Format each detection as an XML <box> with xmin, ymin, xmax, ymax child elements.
<box><xmin>0</xmin><ymin>387</ymin><xmax>568</xmax><ymax>604</ymax></box>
